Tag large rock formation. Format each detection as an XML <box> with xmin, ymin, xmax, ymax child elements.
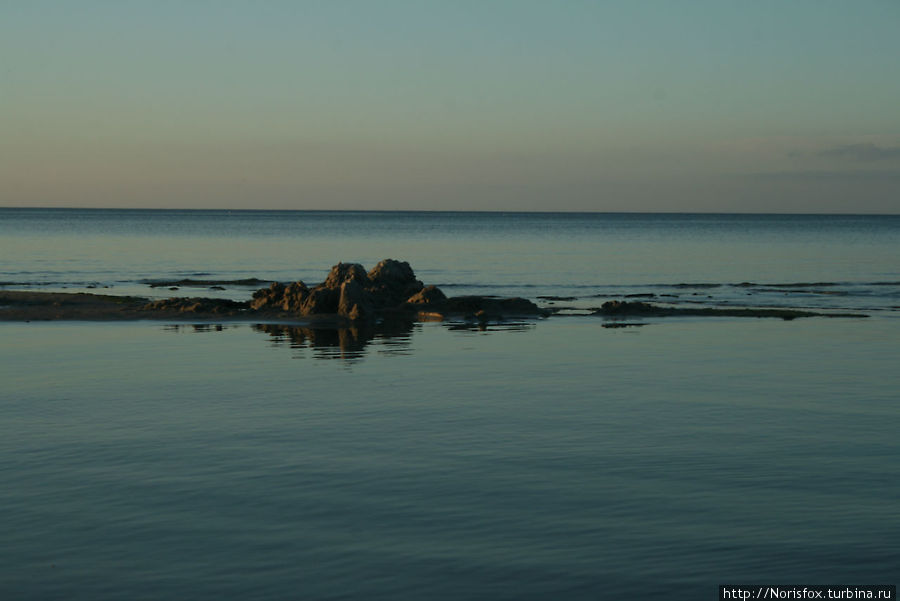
<box><xmin>250</xmin><ymin>259</ymin><xmax>427</xmax><ymax>321</ymax></box>
<box><xmin>246</xmin><ymin>259</ymin><xmax>548</xmax><ymax>322</ymax></box>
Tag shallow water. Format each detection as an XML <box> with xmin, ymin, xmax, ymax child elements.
<box><xmin>2</xmin><ymin>209</ymin><xmax>899</xmax><ymax>315</ymax></box>
<box><xmin>2</xmin><ymin>317</ymin><xmax>898</xmax><ymax>600</ymax></box>
<box><xmin>1</xmin><ymin>210</ymin><xmax>898</xmax><ymax>599</ymax></box>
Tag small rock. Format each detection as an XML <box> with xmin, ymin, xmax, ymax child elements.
<box><xmin>406</xmin><ymin>285</ymin><xmax>446</xmax><ymax>304</ymax></box>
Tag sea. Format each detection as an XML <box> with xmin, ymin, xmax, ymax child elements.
<box><xmin>1</xmin><ymin>209</ymin><xmax>898</xmax><ymax>600</ymax></box>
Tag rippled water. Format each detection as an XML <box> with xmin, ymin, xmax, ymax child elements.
<box><xmin>2</xmin><ymin>209</ymin><xmax>899</xmax><ymax>314</ymax></box>
<box><xmin>1</xmin><ymin>210</ymin><xmax>898</xmax><ymax>599</ymax></box>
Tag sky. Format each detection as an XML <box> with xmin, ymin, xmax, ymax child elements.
<box><xmin>2</xmin><ymin>1</ymin><xmax>899</xmax><ymax>213</ymax></box>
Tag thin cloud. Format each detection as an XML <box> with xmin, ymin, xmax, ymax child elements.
<box><xmin>744</xmin><ymin>169</ymin><xmax>900</xmax><ymax>181</ymax></box>
<box><xmin>818</xmin><ymin>143</ymin><xmax>900</xmax><ymax>161</ymax></box>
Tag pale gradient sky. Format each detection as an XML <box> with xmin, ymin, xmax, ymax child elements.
<box><xmin>2</xmin><ymin>1</ymin><xmax>899</xmax><ymax>212</ymax></box>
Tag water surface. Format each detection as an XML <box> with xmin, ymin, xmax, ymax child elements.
<box><xmin>1</xmin><ymin>210</ymin><xmax>898</xmax><ymax>599</ymax></box>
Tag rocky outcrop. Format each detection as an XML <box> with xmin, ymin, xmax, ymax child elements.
<box><xmin>595</xmin><ymin>300</ymin><xmax>659</xmax><ymax>316</ymax></box>
<box><xmin>250</xmin><ymin>281</ymin><xmax>309</xmax><ymax>312</ymax></box>
<box><xmin>337</xmin><ymin>279</ymin><xmax>373</xmax><ymax>321</ymax></box>
<box><xmin>406</xmin><ymin>285</ymin><xmax>447</xmax><ymax>305</ymax></box>
<box><xmin>249</xmin><ymin>259</ymin><xmax>425</xmax><ymax>321</ymax></box>
<box><xmin>367</xmin><ymin>259</ymin><xmax>425</xmax><ymax>308</ymax></box>
<box><xmin>1</xmin><ymin>276</ymin><xmax>869</xmax><ymax>324</ymax></box>
<box><xmin>440</xmin><ymin>295</ymin><xmax>547</xmax><ymax>319</ymax></box>
<box><xmin>244</xmin><ymin>259</ymin><xmax>556</xmax><ymax>323</ymax></box>
<box><xmin>324</xmin><ymin>262</ymin><xmax>370</xmax><ymax>289</ymax></box>
<box><xmin>283</xmin><ymin>282</ymin><xmax>310</xmax><ymax>311</ymax></box>
<box><xmin>300</xmin><ymin>286</ymin><xmax>338</xmax><ymax>315</ymax></box>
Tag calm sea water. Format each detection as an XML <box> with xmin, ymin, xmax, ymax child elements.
<box><xmin>1</xmin><ymin>210</ymin><xmax>898</xmax><ymax>599</ymax></box>
<box><xmin>2</xmin><ymin>209</ymin><xmax>899</xmax><ymax>312</ymax></box>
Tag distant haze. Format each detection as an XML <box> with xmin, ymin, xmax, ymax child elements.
<box><xmin>2</xmin><ymin>1</ymin><xmax>899</xmax><ymax>213</ymax></box>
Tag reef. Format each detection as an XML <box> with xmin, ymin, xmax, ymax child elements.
<box><xmin>0</xmin><ymin>260</ymin><xmax>871</xmax><ymax>324</ymax></box>
<box><xmin>0</xmin><ymin>259</ymin><xmax>545</xmax><ymax>323</ymax></box>
<box><xmin>593</xmin><ymin>300</ymin><xmax>868</xmax><ymax>320</ymax></box>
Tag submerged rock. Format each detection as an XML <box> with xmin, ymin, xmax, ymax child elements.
<box><xmin>142</xmin><ymin>297</ymin><xmax>248</xmax><ymax>314</ymax></box>
<box><xmin>592</xmin><ymin>300</ymin><xmax>867</xmax><ymax>320</ymax></box>
<box><xmin>146</xmin><ymin>277</ymin><xmax>271</xmax><ymax>288</ymax></box>
<box><xmin>596</xmin><ymin>300</ymin><xmax>658</xmax><ymax>315</ymax></box>
<box><xmin>440</xmin><ymin>295</ymin><xmax>547</xmax><ymax>318</ymax></box>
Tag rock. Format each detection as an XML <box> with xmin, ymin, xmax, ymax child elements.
<box><xmin>249</xmin><ymin>260</ymin><xmax>427</xmax><ymax>318</ymax></box>
<box><xmin>246</xmin><ymin>260</ymin><xmax>545</xmax><ymax>322</ymax></box>
<box><xmin>442</xmin><ymin>296</ymin><xmax>488</xmax><ymax>314</ymax></box>
<box><xmin>497</xmin><ymin>297</ymin><xmax>544</xmax><ymax>314</ymax></box>
<box><xmin>281</xmin><ymin>281</ymin><xmax>309</xmax><ymax>312</ymax></box>
<box><xmin>250</xmin><ymin>282</ymin><xmax>285</xmax><ymax>310</ymax></box>
<box><xmin>443</xmin><ymin>295</ymin><xmax>546</xmax><ymax>317</ymax></box>
<box><xmin>324</xmin><ymin>263</ymin><xmax>370</xmax><ymax>289</ymax></box>
<box><xmin>251</xmin><ymin>262</ymin><xmax>399</xmax><ymax>318</ymax></box>
<box><xmin>249</xmin><ymin>281</ymin><xmax>309</xmax><ymax>312</ymax></box>
<box><xmin>591</xmin><ymin>300</ymin><xmax>842</xmax><ymax>320</ymax></box>
<box><xmin>338</xmin><ymin>279</ymin><xmax>374</xmax><ymax>321</ymax></box>
<box><xmin>368</xmin><ymin>258</ymin><xmax>416</xmax><ymax>285</ymax></box>
<box><xmin>367</xmin><ymin>259</ymin><xmax>424</xmax><ymax>307</ymax></box>
<box><xmin>597</xmin><ymin>300</ymin><xmax>656</xmax><ymax>315</ymax></box>
<box><xmin>406</xmin><ymin>285</ymin><xmax>446</xmax><ymax>304</ymax></box>
<box><xmin>142</xmin><ymin>297</ymin><xmax>247</xmax><ymax>314</ymax></box>
<box><xmin>301</xmin><ymin>286</ymin><xmax>339</xmax><ymax>315</ymax></box>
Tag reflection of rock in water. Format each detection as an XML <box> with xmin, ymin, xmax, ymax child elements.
<box><xmin>444</xmin><ymin>319</ymin><xmax>537</xmax><ymax>333</ymax></box>
<box><xmin>252</xmin><ymin>318</ymin><xmax>417</xmax><ymax>360</ymax></box>
<box><xmin>163</xmin><ymin>323</ymin><xmax>236</xmax><ymax>333</ymax></box>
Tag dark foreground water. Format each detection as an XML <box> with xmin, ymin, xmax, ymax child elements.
<box><xmin>2</xmin><ymin>318</ymin><xmax>898</xmax><ymax>600</ymax></box>
<box><xmin>1</xmin><ymin>210</ymin><xmax>898</xmax><ymax>599</ymax></box>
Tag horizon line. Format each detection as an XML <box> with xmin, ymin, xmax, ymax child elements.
<box><xmin>1</xmin><ymin>205</ymin><xmax>898</xmax><ymax>217</ymax></box>
<box><xmin>0</xmin><ymin>206</ymin><xmax>900</xmax><ymax>217</ymax></box>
